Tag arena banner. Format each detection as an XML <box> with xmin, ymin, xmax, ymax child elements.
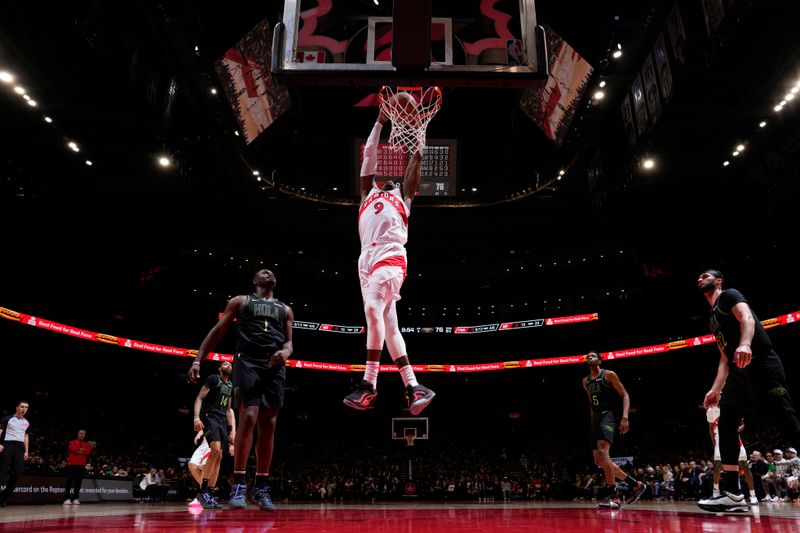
<box><xmin>2</xmin><ymin>306</ymin><xmax>798</xmax><ymax>373</ymax></box>
<box><xmin>519</xmin><ymin>24</ymin><xmax>593</xmax><ymax>146</ymax></box>
<box><xmin>1</xmin><ymin>475</ymin><xmax>132</xmax><ymax>504</ymax></box>
<box><xmin>653</xmin><ymin>32</ymin><xmax>673</xmax><ymax>104</ymax></box>
<box><xmin>641</xmin><ymin>53</ymin><xmax>662</xmax><ymax>127</ymax></box>
<box><xmin>214</xmin><ymin>18</ymin><xmax>290</xmax><ymax>144</ymax></box>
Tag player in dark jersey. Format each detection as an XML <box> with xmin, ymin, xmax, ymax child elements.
<box><xmin>192</xmin><ymin>361</ymin><xmax>235</xmax><ymax>510</ymax></box>
<box><xmin>188</xmin><ymin>269</ymin><xmax>294</xmax><ymax>512</ymax></box>
<box><xmin>696</xmin><ymin>269</ymin><xmax>800</xmax><ymax>513</ymax></box>
<box><xmin>582</xmin><ymin>351</ymin><xmax>645</xmax><ymax>509</ymax></box>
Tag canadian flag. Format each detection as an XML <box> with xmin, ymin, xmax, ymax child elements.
<box><xmin>296</xmin><ymin>51</ymin><xmax>325</xmax><ymax>63</ymax></box>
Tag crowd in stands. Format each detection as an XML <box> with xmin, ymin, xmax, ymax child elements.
<box><xmin>13</xmin><ymin>409</ymin><xmax>799</xmax><ymax>505</ymax></box>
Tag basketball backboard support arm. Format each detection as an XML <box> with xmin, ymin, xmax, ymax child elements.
<box><xmin>271</xmin><ymin>0</ymin><xmax>547</xmax><ymax>88</ymax></box>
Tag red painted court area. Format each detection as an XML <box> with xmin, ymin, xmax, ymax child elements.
<box><xmin>1</xmin><ymin>503</ymin><xmax>799</xmax><ymax>532</ymax></box>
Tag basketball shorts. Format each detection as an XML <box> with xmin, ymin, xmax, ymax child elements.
<box><xmin>233</xmin><ymin>354</ymin><xmax>286</xmax><ymax>410</ymax></box>
<box><xmin>359</xmin><ymin>265</ymin><xmax>405</xmax><ymax>304</ymax></box>
<box><xmin>200</xmin><ymin>413</ymin><xmax>228</xmax><ymax>449</ymax></box>
<box><xmin>189</xmin><ymin>438</ymin><xmax>211</xmax><ymax>467</ymax></box>
<box><xmin>591</xmin><ymin>410</ymin><xmax>616</xmax><ymax>447</ymax></box>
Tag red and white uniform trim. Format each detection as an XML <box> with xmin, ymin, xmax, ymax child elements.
<box><xmin>358</xmin><ymin>185</ymin><xmax>409</xmax><ymax>295</ymax></box>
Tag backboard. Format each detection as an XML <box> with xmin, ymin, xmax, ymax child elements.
<box><xmin>272</xmin><ymin>0</ymin><xmax>547</xmax><ymax>88</ymax></box>
<box><xmin>392</xmin><ymin>417</ymin><xmax>429</xmax><ymax>446</ymax></box>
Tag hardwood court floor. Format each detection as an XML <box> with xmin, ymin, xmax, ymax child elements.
<box><xmin>0</xmin><ymin>501</ymin><xmax>798</xmax><ymax>532</ymax></box>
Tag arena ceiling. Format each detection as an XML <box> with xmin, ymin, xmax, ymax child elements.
<box><xmin>1</xmin><ymin>1</ymin><xmax>799</xmax><ymax>324</ymax></box>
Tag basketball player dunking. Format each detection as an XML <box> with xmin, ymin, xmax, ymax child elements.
<box><xmin>343</xmin><ymin>110</ymin><xmax>435</xmax><ymax>415</ymax></box>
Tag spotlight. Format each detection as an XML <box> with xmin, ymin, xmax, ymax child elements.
<box><xmin>85</xmin><ymin>160</ymin><xmax>93</xmax><ymax>166</ymax></box>
<box><xmin>612</xmin><ymin>50</ymin><xmax>622</xmax><ymax>59</ymax></box>
<box><xmin>759</xmin><ymin>121</ymin><xmax>766</xmax><ymax>128</ymax></box>
<box><xmin>14</xmin><ymin>86</ymin><xmax>25</xmax><ymax>95</ymax></box>
<box><xmin>252</xmin><ymin>170</ymin><xmax>260</xmax><ymax>176</ymax></box>
<box><xmin>27</xmin><ymin>99</ymin><xmax>37</xmax><ymax>107</ymax></box>
<box><xmin>0</xmin><ymin>71</ymin><xmax>14</xmax><ymax>83</ymax></box>
<box><xmin>558</xmin><ymin>169</ymin><xmax>565</xmax><ymax>176</ymax></box>
<box><xmin>44</xmin><ymin>116</ymin><xmax>53</xmax><ymax>123</ymax></box>
<box><xmin>786</xmin><ymin>93</ymin><xmax>795</xmax><ymax>101</ymax></box>
<box><xmin>593</xmin><ymin>90</ymin><xmax>605</xmax><ymax>100</ymax></box>
<box><xmin>732</xmin><ymin>151</ymin><xmax>739</xmax><ymax>157</ymax></box>
<box><xmin>642</xmin><ymin>158</ymin><xmax>655</xmax><ymax>169</ymax></box>
<box><xmin>67</xmin><ymin>141</ymin><xmax>80</xmax><ymax>152</ymax></box>
<box><xmin>158</xmin><ymin>156</ymin><xmax>171</xmax><ymax>167</ymax></box>
<box><xmin>774</xmin><ymin>104</ymin><xmax>783</xmax><ymax>112</ymax></box>
<box><xmin>723</xmin><ymin>161</ymin><xmax>730</xmax><ymax>167</ymax></box>
<box><xmin>210</xmin><ymin>88</ymin><xmax>217</xmax><ymax>95</ymax></box>
<box><xmin>598</xmin><ymin>80</ymin><xmax>606</xmax><ymax>88</ymax></box>
<box><xmin>736</xmin><ymin>144</ymin><xmax>745</xmax><ymax>152</ymax></box>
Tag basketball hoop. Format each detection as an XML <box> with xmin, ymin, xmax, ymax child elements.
<box><xmin>378</xmin><ymin>85</ymin><xmax>442</xmax><ymax>156</ymax></box>
<box><xmin>403</xmin><ymin>428</ymin><xmax>416</xmax><ymax>447</ymax></box>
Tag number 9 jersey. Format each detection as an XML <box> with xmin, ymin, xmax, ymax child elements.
<box><xmin>358</xmin><ymin>184</ymin><xmax>409</xmax><ymax>286</ymax></box>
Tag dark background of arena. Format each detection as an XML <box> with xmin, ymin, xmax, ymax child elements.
<box><xmin>1</xmin><ymin>0</ymin><xmax>799</xmax><ymax>498</ymax></box>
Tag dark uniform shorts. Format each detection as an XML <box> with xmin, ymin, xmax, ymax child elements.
<box><xmin>201</xmin><ymin>413</ymin><xmax>228</xmax><ymax>448</ymax></box>
<box><xmin>591</xmin><ymin>410</ymin><xmax>617</xmax><ymax>448</ymax></box>
<box><xmin>233</xmin><ymin>354</ymin><xmax>286</xmax><ymax>410</ymax></box>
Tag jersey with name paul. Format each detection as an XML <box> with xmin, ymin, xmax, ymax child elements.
<box><xmin>236</xmin><ymin>295</ymin><xmax>287</xmax><ymax>356</ymax></box>
<box><xmin>201</xmin><ymin>374</ymin><xmax>232</xmax><ymax>419</ymax></box>
<box><xmin>709</xmin><ymin>289</ymin><xmax>772</xmax><ymax>361</ymax></box>
<box><xmin>586</xmin><ymin>369</ymin><xmax>617</xmax><ymax>414</ymax></box>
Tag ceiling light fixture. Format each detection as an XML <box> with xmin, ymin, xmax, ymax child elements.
<box><xmin>736</xmin><ymin>144</ymin><xmax>745</xmax><ymax>152</ymax></box>
<box><xmin>643</xmin><ymin>158</ymin><xmax>655</xmax><ymax>169</ymax></box>
<box><xmin>593</xmin><ymin>90</ymin><xmax>605</xmax><ymax>100</ymax></box>
<box><xmin>0</xmin><ymin>71</ymin><xmax>14</xmax><ymax>83</ymax></box>
<box><xmin>158</xmin><ymin>156</ymin><xmax>171</xmax><ymax>167</ymax></box>
<box><xmin>612</xmin><ymin>50</ymin><xmax>622</xmax><ymax>59</ymax></box>
<box><xmin>759</xmin><ymin>121</ymin><xmax>767</xmax><ymax>128</ymax></box>
<box><xmin>85</xmin><ymin>160</ymin><xmax>93</xmax><ymax>166</ymax></box>
<box><xmin>67</xmin><ymin>141</ymin><xmax>80</xmax><ymax>152</ymax></box>
<box><xmin>723</xmin><ymin>161</ymin><xmax>730</xmax><ymax>167</ymax></box>
<box><xmin>44</xmin><ymin>116</ymin><xmax>53</xmax><ymax>123</ymax></box>
<box><xmin>27</xmin><ymin>99</ymin><xmax>37</xmax><ymax>107</ymax></box>
<box><xmin>599</xmin><ymin>80</ymin><xmax>606</xmax><ymax>88</ymax></box>
<box><xmin>13</xmin><ymin>86</ymin><xmax>25</xmax><ymax>95</ymax></box>
<box><xmin>732</xmin><ymin>151</ymin><xmax>739</xmax><ymax>157</ymax></box>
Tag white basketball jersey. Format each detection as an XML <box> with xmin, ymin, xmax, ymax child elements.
<box><xmin>358</xmin><ymin>185</ymin><xmax>409</xmax><ymax>266</ymax></box>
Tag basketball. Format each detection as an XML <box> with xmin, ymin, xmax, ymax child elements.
<box><xmin>387</xmin><ymin>91</ymin><xmax>418</xmax><ymax>121</ymax></box>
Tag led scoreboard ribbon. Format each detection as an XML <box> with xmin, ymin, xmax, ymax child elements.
<box><xmin>3</xmin><ymin>306</ymin><xmax>799</xmax><ymax>372</ymax></box>
<box><xmin>294</xmin><ymin>313</ymin><xmax>599</xmax><ymax>335</ymax></box>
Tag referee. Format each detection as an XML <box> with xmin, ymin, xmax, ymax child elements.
<box><xmin>0</xmin><ymin>401</ymin><xmax>30</xmax><ymax>507</ymax></box>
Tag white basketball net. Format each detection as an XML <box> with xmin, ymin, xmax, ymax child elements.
<box><xmin>378</xmin><ymin>86</ymin><xmax>442</xmax><ymax>156</ymax></box>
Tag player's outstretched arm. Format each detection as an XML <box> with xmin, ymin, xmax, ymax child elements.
<box><xmin>189</xmin><ymin>296</ymin><xmax>245</xmax><ymax>382</ymax></box>
<box><xmin>403</xmin><ymin>151</ymin><xmax>422</xmax><ymax>208</ymax></box>
<box><xmin>360</xmin><ymin>113</ymin><xmax>388</xmax><ymax>200</ymax></box>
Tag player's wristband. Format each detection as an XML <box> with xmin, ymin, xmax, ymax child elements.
<box><xmin>191</xmin><ymin>361</ymin><xmax>201</xmax><ymax>366</ymax></box>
